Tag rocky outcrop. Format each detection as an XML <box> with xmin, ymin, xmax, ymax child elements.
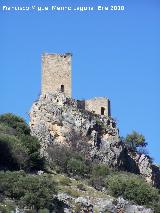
<box><xmin>29</xmin><ymin>92</ymin><xmax>160</xmax><ymax>187</ymax></box>
<box><xmin>29</xmin><ymin>92</ymin><xmax>120</xmax><ymax>161</ymax></box>
<box><xmin>10</xmin><ymin>193</ymin><xmax>153</xmax><ymax>213</ymax></box>
<box><xmin>129</xmin><ymin>153</ymin><xmax>160</xmax><ymax>188</ymax></box>
<box><xmin>56</xmin><ymin>193</ymin><xmax>153</xmax><ymax>213</ymax></box>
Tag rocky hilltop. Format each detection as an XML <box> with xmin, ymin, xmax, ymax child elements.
<box><xmin>30</xmin><ymin>92</ymin><xmax>160</xmax><ymax>188</ymax></box>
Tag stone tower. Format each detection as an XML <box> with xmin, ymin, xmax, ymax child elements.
<box><xmin>85</xmin><ymin>97</ymin><xmax>111</xmax><ymax>117</ymax></box>
<box><xmin>41</xmin><ymin>53</ymin><xmax>72</xmax><ymax>97</ymax></box>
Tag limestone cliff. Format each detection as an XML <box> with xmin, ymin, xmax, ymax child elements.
<box><xmin>29</xmin><ymin>92</ymin><xmax>160</xmax><ymax>188</ymax></box>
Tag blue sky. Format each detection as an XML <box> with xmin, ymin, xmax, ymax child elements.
<box><xmin>0</xmin><ymin>0</ymin><xmax>160</xmax><ymax>163</ymax></box>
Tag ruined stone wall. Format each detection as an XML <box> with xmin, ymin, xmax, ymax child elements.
<box><xmin>85</xmin><ymin>97</ymin><xmax>111</xmax><ymax>116</ymax></box>
<box><xmin>41</xmin><ymin>53</ymin><xmax>72</xmax><ymax>97</ymax></box>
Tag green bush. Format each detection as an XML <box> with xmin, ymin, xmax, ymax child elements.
<box><xmin>67</xmin><ymin>157</ymin><xmax>89</xmax><ymax>176</ymax></box>
<box><xmin>105</xmin><ymin>172</ymin><xmax>160</xmax><ymax>207</ymax></box>
<box><xmin>0</xmin><ymin>113</ymin><xmax>30</xmax><ymax>136</ymax></box>
<box><xmin>0</xmin><ymin>123</ymin><xmax>16</xmax><ymax>136</ymax></box>
<box><xmin>0</xmin><ymin>201</ymin><xmax>16</xmax><ymax>213</ymax></box>
<box><xmin>47</xmin><ymin>144</ymin><xmax>70</xmax><ymax>173</ymax></box>
<box><xmin>89</xmin><ymin>177</ymin><xmax>105</xmax><ymax>191</ymax></box>
<box><xmin>0</xmin><ymin>134</ymin><xmax>28</xmax><ymax>170</ymax></box>
<box><xmin>47</xmin><ymin>144</ymin><xmax>91</xmax><ymax>177</ymax></box>
<box><xmin>0</xmin><ymin>113</ymin><xmax>44</xmax><ymax>171</ymax></box>
<box><xmin>0</xmin><ymin>171</ymin><xmax>57</xmax><ymax>211</ymax></box>
<box><xmin>65</xmin><ymin>188</ymin><xmax>80</xmax><ymax>198</ymax></box>
<box><xmin>151</xmin><ymin>200</ymin><xmax>160</xmax><ymax>213</ymax></box>
<box><xmin>59</xmin><ymin>176</ymin><xmax>71</xmax><ymax>186</ymax></box>
<box><xmin>77</xmin><ymin>183</ymin><xmax>86</xmax><ymax>191</ymax></box>
<box><xmin>92</xmin><ymin>164</ymin><xmax>110</xmax><ymax>178</ymax></box>
<box><xmin>88</xmin><ymin>164</ymin><xmax>111</xmax><ymax>190</ymax></box>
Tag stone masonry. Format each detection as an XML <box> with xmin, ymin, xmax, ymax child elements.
<box><xmin>85</xmin><ymin>97</ymin><xmax>111</xmax><ymax>117</ymax></box>
<box><xmin>41</xmin><ymin>53</ymin><xmax>111</xmax><ymax>116</ymax></box>
<box><xmin>42</xmin><ymin>53</ymin><xmax>72</xmax><ymax>97</ymax></box>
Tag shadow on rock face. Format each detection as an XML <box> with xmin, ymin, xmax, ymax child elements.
<box><xmin>151</xmin><ymin>165</ymin><xmax>160</xmax><ymax>188</ymax></box>
<box><xmin>117</xmin><ymin>147</ymin><xmax>140</xmax><ymax>174</ymax></box>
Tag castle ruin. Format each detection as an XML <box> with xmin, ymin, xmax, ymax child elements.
<box><xmin>42</xmin><ymin>53</ymin><xmax>111</xmax><ymax>117</ymax></box>
<box><xmin>29</xmin><ymin>53</ymin><xmax>160</xmax><ymax>189</ymax></box>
